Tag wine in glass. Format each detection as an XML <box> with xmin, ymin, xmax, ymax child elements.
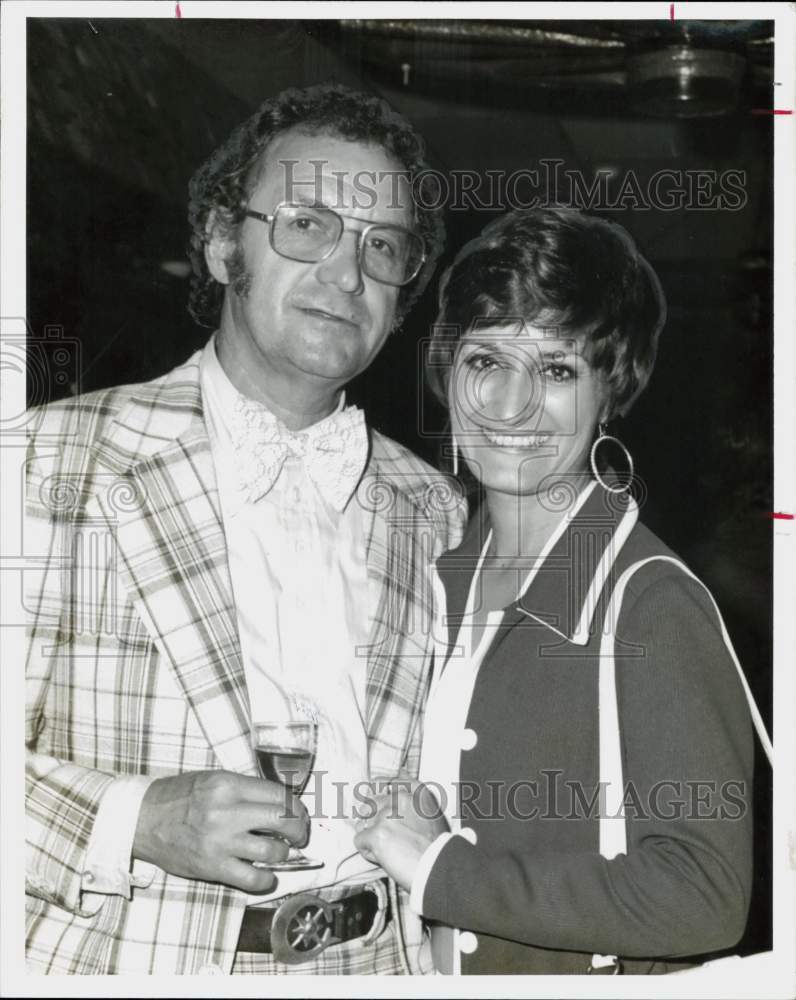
<box><xmin>251</xmin><ymin>720</ymin><xmax>323</xmax><ymax>871</ymax></box>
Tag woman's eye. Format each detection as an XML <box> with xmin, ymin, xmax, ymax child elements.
<box><xmin>464</xmin><ymin>352</ymin><xmax>502</xmax><ymax>372</ymax></box>
<box><xmin>541</xmin><ymin>363</ymin><xmax>575</xmax><ymax>382</ymax></box>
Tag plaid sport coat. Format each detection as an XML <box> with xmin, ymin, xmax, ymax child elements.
<box><xmin>25</xmin><ymin>349</ymin><xmax>466</xmax><ymax>974</ymax></box>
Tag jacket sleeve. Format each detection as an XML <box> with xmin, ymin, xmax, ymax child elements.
<box><xmin>418</xmin><ymin>572</ymin><xmax>755</xmax><ymax>958</ymax></box>
<box><xmin>25</xmin><ymin>446</ymin><xmax>149</xmax><ymax>917</ymax></box>
<box><xmin>26</xmin><ymin>752</ymin><xmax>117</xmax><ymax>915</ymax></box>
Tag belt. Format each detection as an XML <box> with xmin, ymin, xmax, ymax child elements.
<box><xmin>236</xmin><ymin>882</ymin><xmax>390</xmax><ymax>965</ymax></box>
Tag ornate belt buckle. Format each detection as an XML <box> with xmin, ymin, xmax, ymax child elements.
<box><xmin>270</xmin><ymin>892</ymin><xmax>341</xmax><ymax>965</ymax></box>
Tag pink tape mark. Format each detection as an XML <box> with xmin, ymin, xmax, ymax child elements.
<box><xmin>771</xmin><ymin>512</ymin><xmax>795</xmax><ymax>520</ymax></box>
<box><xmin>669</xmin><ymin>3</ymin><xmax>674</xmax><ymax>20</ymax></box>
<box><xmin>175</xmin><ymin>2</ymin><xmax>182</xmax><ymax>16</ymax></box>
<box><xmin>751</xmin><ymin>108</ymin><xmax>793</xmax><ymax>115</ymax></box>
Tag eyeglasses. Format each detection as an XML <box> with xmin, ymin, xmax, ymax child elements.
<box><xmin>244</xmin><ymin>201</ymin><xmax>426</xmax><ymax>287</ymax></box>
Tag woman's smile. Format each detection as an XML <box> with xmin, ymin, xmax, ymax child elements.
<box><xmin>480</xmin><ymin>429</ymin><xmax>551</xmax><ymax>449</ymax></box>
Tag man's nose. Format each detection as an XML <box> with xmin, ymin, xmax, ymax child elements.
<box><xmin>315</xmin><ymin>231</ymin><xmax>364</xmax><ymax>294</ymax></box>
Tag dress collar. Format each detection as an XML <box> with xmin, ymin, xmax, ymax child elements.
<box><xmin>438</xmin><ymin>481</ymin><xmax>638</xmax><ymax>647</ymax></box>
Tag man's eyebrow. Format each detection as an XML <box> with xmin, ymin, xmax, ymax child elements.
<box><xmin>284</xmin><ymin>196</ymin><xmax>414</xmax><ymax>230</ymax></box>
<box><xmin>290</xmin><ymin>195</ymin><xmax>325</xmax><ymax>207</ymax></box>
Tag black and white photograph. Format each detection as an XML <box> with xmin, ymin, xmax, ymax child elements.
<box><xmin>1</xmin><ymin>2</ymin><xmax>794</xmax><ymax>995</ymax></box>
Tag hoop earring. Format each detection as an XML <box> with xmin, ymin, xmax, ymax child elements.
<box><xmin>451</xmin><ymin>433</ymin><xmax>459</xmax><ymax>477</ymax></box>
<box><xmin>590</xmin><ymin>422</ymin><xmax>633</xmax><ymax>495</ymax></box>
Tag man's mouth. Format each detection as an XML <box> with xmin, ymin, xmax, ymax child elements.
<box><xmin>482</xmin><ymin>429</ymin><xmax>551</xmax><ymax>449</ymax></box>
<box><xmin>300</xmin><ymin>306</ymin><xmax>360</xmax><ymax>328</ymax></box>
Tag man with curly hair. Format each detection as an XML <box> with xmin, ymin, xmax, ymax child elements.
<box><xmin>26</xmin><ymin>83</ymin><xmax>465</xmax><ymax>975</ymax></box>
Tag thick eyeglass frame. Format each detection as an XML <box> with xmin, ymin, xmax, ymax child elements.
<box><xmin>244</xmin><ymin>201</ymin><xmax>427</xmax><ymax>287</ymax></box>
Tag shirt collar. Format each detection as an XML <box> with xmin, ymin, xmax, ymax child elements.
<box><xmin>200</xmin><ymin>334</ymin><xmax>354</xmax><ymax>516</ymax></box>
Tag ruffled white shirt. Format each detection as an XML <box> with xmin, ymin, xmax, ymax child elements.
<box><xmin>201</xmin><ymin>337</ymin><xmax>381</xmax><ymax>899</ymax></box>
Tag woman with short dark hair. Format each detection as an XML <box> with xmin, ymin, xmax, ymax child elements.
<box><xmin>356</xmin><ymin>208</ymin><xmax>762</xmax><ymax>975</ymax></box>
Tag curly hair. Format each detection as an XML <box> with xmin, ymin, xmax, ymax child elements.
<box><xmin>187</xmin><ymin>82</ymin><xmax>445</xmax><ymax>329</ymax></box>
<box><xmin>428</xmin><ymin>207</ymin><xmax>666</xmax><ymax>420</ymax></box>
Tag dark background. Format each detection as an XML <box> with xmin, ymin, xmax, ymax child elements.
<box><xmin>26</xmin><ymin>16</ymin><xmax>773</xmax><ymax>954</ymax></box>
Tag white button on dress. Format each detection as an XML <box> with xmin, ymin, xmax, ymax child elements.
<box><xmin>459</xmin><ymin>931</ymin><xmax>478</xmax><ymax>954</ymax></box>
<box><xmin>461</xmin><ymin>728</ymin><xmax>478</xmax><ymax>751</ymax></box>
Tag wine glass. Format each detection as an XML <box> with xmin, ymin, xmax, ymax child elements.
<box><xmin>251</xmin><ymin>720</ymin><xmax>324</xmax><ymax>871</ymax></box>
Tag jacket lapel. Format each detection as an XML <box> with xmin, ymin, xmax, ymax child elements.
<box><xmin>358</xmin><ymin>452</ymin><xmax>438</xmax><ymax>781</ymax></box>
<box><xmin>87</xmin><ymin>356</ymin><xmax>255</xmax><ymax>776</ymax></box>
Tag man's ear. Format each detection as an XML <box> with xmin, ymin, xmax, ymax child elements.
<box><xmin>204</xmin><ymin>208</ymin><xmax>236</xmax><ymax>285</ymax></box>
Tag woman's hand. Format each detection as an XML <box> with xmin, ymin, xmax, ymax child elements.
<box><xmin>353</xmin><ymin>782</ymin><xmax>449</xmax><ymax>892</ymax></box>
